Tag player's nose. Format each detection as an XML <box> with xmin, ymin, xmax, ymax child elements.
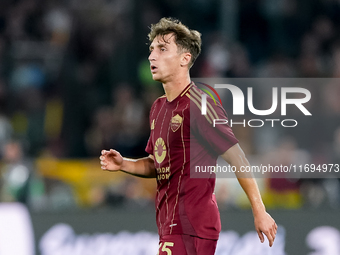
<box><xmin>148</xmin><ymin>51</ymin><xmax>156</xmax><ymax>61</ymax></box>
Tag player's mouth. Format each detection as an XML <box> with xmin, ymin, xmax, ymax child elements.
<box><xmin>151</xmin><ymin>65</ymin><xmax>158</xmax><ymax>73</ymax></box>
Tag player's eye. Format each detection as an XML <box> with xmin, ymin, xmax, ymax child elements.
<box><xmin>161</xmin><ymin>47</ymin><xmax>166</xmax><ymax>51</ymax></box>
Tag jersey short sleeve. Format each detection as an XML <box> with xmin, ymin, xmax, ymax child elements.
<box><xmin>145</xmin><ymin>101</ymin><xmax>156</xmax><ymax>155</ymax></box>
<box><xmin>190</xmin><ymin>88</ymin><xmax>238</xmax><ymax>156</ymax></box>
<box><xmin>145</xmin><ymin>136</ymin><xmax>153</xmax><ymax>155</ymax></box>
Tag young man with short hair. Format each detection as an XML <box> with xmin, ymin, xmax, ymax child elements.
<box><xmin>100</xmin><ymin>17</ymin><xmax>277</xmax><ymax>255</ymax></box>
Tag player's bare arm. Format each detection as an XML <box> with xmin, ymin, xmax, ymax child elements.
<box><xmin>100</xmin><ymin>149</ymin><xmax>156</xmax><ymax>178</ymax></box>
<box><xmin>221</xmin><ymin>143</ymin><xmax>278</xmax><ymax>247</ymax></box>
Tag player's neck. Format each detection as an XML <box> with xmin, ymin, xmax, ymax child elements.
<box><xmin>162</xmin><ymin>73</ymin><xmax>191</xmax><ymax>102</ymax></box>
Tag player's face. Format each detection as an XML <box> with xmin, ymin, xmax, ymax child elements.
<box><xmin>148</xmin><ymin>33</ymin><xmax>184</xmax><ymax>83</ymax></box>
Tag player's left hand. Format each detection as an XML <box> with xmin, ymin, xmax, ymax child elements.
<box><xmin>254</xmin><ymin>211</ymin><xmax>277</xmax><ymax>247</ymax></box>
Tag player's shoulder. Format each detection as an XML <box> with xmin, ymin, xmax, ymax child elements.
<box><xmin>190</xmin><ymin>83</ymin><xmax>203</xmax><ymax>96</ymax></box>
<box><xmin>189</xmin><ymin>82</ymin><xmax>227</xmax><ymax>124</ymax></box>
<box><xmin>181</xmin><ymin>83</ymin><xmax>202</xmax><ymax>102</ymax></box>
<box><xmin>188</xmin><ymin>83</ymin><xmax>220</xmax><ymax>111</ymax></box>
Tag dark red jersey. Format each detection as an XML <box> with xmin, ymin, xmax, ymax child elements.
<box><xmin>145</xmin><ymin>82</ymin><xmax>238</xmax><ymax>240</ymax></box>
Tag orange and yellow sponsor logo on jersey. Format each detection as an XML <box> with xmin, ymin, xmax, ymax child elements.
<box><xmin>154</xmin><ymin>137</ymin><xmax>166</xmax><ymax>163</ymax></box>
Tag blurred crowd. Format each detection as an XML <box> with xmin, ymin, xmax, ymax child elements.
<box><xmin>0</xmin><ymin>0</ymin><xmax>340</xmax><ymax>211</ymax></box>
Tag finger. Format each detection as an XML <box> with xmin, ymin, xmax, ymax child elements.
<box><xmin>257</xmin><ymin>230</ymin><xmax>264</xmax><ymax>243</ymax></box>
<box><xmin>100</xmin><ymin>160</ymin><xmax>106</xmax><ymax>166</ymax></box>
<box><xmin>270</xmin><ymin>227</ymin><xmax>276</xmax><ymax>244</ymax></box>
<box><xmin>265</xmin><ymin>231</ymin><xmax>274</xmax><ymax>247</ymax></box>
<box><xmin>101</xmin><ymin>150</ymin><xmax>108</xmax><ymax>155</ymax></box>
<box><xmin>99</xmin><ymin>156</ymin><xmax>104</xmax><ymax>160</ymax></box>
<box><xmin>110</xmin><ymin>149</ymin><xmax>120</xmax><ymax>155</ymax></box>
<box><xmin>271</xmin><ymin>222</ymin><xmax>278</xmax><ymax>237</ymax></box>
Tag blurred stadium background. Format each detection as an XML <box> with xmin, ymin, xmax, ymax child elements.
<box><xmin>0</xmin><ymin>0</ymin><xmax>340</xmax><ymax>254</ymax></box>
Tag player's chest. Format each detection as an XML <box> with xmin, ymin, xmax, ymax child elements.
<box><xmin>150</xmin><ymin>104</ymin><xmax>190</xmax><ymax>145</ymax></box>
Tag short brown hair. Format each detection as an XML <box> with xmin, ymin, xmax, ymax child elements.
<box><xmin>148</xmin><ymin>17</ymin><xmax>202</xmax><ymax>68</ymax></box>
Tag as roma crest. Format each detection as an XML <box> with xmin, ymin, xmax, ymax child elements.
<box><xmin>171</xmin><ymin>114</ymin><xmax>183</xmax><ymax>132</ymax></box>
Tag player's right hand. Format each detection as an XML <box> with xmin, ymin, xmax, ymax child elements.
<box><xmin>99</xmin><ymin>149</ymin><xmax>123</xmax><ymax>171</ymax></box>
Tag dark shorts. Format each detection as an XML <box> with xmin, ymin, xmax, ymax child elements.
<box><xmin>158</xmin><ymin>235</ymin><xmax>217</xmax><ymax>255</ymax></box>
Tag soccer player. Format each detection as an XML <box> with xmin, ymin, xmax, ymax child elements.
<box><xmin>100</xmin><ymin>17</ymin><xmax>277</xmax><ymax>255</ymax></box>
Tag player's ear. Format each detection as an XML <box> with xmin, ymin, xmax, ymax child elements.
<box><xmin>180</xmin><ymin>52</ymin><xmax>191</xmax><ymax>67</ymax></box>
